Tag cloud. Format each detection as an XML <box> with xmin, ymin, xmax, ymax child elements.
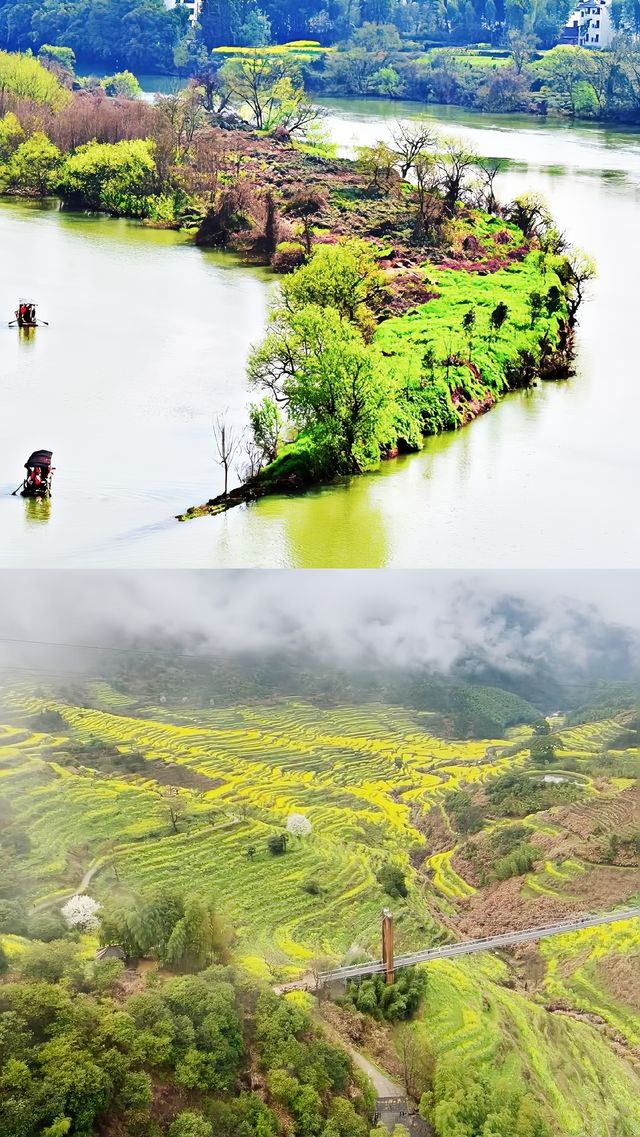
<box><xmin>0</xmin><ymin>571</ymin><xmax>638</xmax><ymax>685</ymax></box>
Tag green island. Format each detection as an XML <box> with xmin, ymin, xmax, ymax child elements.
<box><xmin>1</xmin><ymin>648</ymin><xmax>639</xmax><ymax>1137</ymax></box>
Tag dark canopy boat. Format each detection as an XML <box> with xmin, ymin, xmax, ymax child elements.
<box><xmin>19</xmin><ymin>450</ymin><xmax>54</xmax><ymax>498</ymax></box>
<box><xmin>12</xmin><ymin>300</ymin><xmax>41</xmax><ymax>328</ymax></box>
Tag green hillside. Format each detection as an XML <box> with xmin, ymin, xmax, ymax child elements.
<box><xmin>0</xmin><ymin>679</ymin><xmax>638</xmax><ymax>1136</ymax></box>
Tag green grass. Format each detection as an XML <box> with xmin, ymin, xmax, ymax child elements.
<box><xmin>376</xmin><ymin>250</ymin><xmax>567</xmax><ymax>401</ymax></box>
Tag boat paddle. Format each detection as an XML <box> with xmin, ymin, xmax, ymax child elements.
<box><xmin>8</xmin><ymin>319</ymin><xmax>48</xmax><ymax>326</ymax></box>
<box><xmin>10</xmin><ymin>483</ymin><xmax>24</xmax><ymax>496</ymax></box>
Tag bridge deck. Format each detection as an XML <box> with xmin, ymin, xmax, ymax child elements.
<box><xmin>318</xmin><ymin>906</ymin><xmax>640</xmax><ymax>983</ymax></box>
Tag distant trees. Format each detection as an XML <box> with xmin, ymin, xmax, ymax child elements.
<box><xmin>0</xmin><ymin>0</ymin><xmax>182</xmax><ymax>72</ymax></box>
<box><xmin>158</xmin><ymin>785</ymin><xmax>188</xmax><ymax>833</ymax></box>
<box><xmin>530</xmin><ymin>735</ymin><xmax>556</xmax><ymax>765</ymax></box>
<box><xmin>508</xmin><ymin>30</ymin><xmax>539</xmax><ymax>74</ymax></box>
<box><xmin>38</xmin><ymin>43</ymin><xmax>76</xmax><ymax>80</ymax></box>
<box><xmin>100</xmin><ymin>71</ymin><xmax>142</xmax><ymax>99</ymax></box>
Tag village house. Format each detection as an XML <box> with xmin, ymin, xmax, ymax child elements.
<box><xmin>561</xmin><ymin>0</ymin><xmax>615</xmax><ymax>49</ymax></box>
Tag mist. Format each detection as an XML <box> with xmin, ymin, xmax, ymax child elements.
<box><xmin>0</xmin><ymin>571</ymin><xmax>639</xmax><ymax>691</ymax></box>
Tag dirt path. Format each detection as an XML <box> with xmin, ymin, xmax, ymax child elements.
<box><xmin>346</xmin><ymin>1046</ymin><xmax>405</xmax><ymax>1098</ymax></box>
<box><xmin>311</xmin><ymin>1007</ymin><xmax>405</xmax><ymax>1099</ymax></box>
<box><xmin>29</xmin><ymin>854</ymin><xmax>109</xmax><ymax>915</ymax></box>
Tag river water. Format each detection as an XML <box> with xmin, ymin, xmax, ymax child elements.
<box><xmin>1</xmin><ymin>101</ymin><xmax>640</xmax><ymax>567</ymax></box>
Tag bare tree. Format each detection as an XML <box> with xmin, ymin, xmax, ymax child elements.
<box><xmin>213</xmin><ymin>414</ymin><xmax>242</xmax><ymax>497</ymax></box>
<box><xmin>191</xmin><ymin>63</ymin><xmax>233</xmax><ymax>114</ymax></box>
<box><xmin>155</xmin><ymin>86</ymin><xmax>206</xmax><ymax>162</ymax></box>
<box><xmin>413</xmin><ymin>152</ymin><xmax>442</xmax><ymax>241</ymax></box>
<box><xmin>236</xmin><ymin>438</ymin><xmax>264</xmax><ymax>483</ymax></box>
<box><xmin>356</xmin><ymin>142</ymin><xmax>398</xmax><ymax>194</ymax></box>
<box><xmin>433</xmin><ymin>137</ymin><xmax>478</xmax><ymax>217</ymax></box>
<box><xmin>478</xmin><ymin>158</ymin><xmax>503</xmax><ymax>214</ymax></box>
<box><xmin>220</xmin><ymin>52</ymin><xmax>299</xmax><ymax>131</ymax></box>
<box><xmin>507</xmin><ymin>30</ymin><xmax>539</xmax><ymax>75</ymax></box>
<box><xmin>390</xmin><ymin>120</ymin><xmax>439</xmax><ymax>178</ymax></box>
<box><xmin>158</xmin><ymin>787</ymin><xmax>186</xmax><ymax>834</ymax></box>
<box><xmin>507</xmin><ymin>191</ymin><xmax>554</xmax><ymax>240</ymax></box>
<box><xmin>278</xmin><ymin>94</ymin><xmax>326</xmax><ymax>138</ymax></box>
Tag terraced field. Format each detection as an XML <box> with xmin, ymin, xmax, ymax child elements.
<box><xmin>1</xmin><ymin>682</ymin><xmax>639</xmax><ymax>1134</ymax></box>
<box><xmin>1</xmin><ymin>684</ymin><xmax>533</xmax><ymax>973</ymax></box>
<box><xmin>410</xmin><ymin>952</ymin><xmax>640</xmax><ymax>1135</ymax></box>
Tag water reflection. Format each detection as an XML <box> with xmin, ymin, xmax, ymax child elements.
<box><xmin>17</xmin><ymin>326</ymin><xmax>37</xmax><ymax>347</ymax></box>
<box><xmin>24</xmin><ymin>497</ymin><xmax>52</xmax><ymax>524</ymax></box>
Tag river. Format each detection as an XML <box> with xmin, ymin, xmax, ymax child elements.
<box><xmin>1</xmin><ymin>101</ymin><xmax>640</xmax><ymax>567</ymax></box>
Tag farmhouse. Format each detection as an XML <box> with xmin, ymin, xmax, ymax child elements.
<box><xmin>561</xmin><ymin>0</ymin><xmax>614</xmax><ymax>48</ymax></box>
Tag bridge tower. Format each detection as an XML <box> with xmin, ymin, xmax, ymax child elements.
<box><xmin>381</xmin><ymin>908</ymin><xmax>394</xmax><ymax>985</ymax></box>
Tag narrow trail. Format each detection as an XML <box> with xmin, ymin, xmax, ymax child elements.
<box><xmin>347</xmin><ymin>1047</ymin><xmax>405</xmax><ymax>1099</ymax></box>
<box><xmin>29</xmin><ymin>855</ymin><xmax>109</xmax><ymax>915</ymax></box>
<box><xmin>312</xmin><ymin>1008</ymin><xmax>405</xmax><ymax>1100</ymax></box>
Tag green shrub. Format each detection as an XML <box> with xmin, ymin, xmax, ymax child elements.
<box><xmin>376</xmin><ymin>863</ymin><xmax>408</xmax><ymax>899</ymax></box>
<box><xmin>58</xmin><ymin>138</ymin><xmax>157</xmax><ymax>216</ymax></box>
<box><xmin>342</xmin><ymin>967</ymin><xmax>427</xmax><ymax>1022</ymax></box>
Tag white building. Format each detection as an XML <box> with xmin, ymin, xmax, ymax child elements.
<box><xmin>164</xmin><ymin>0</ymin><xmax>203</xmax><ymax>25</ymax></box>
<box><xmin>561</xmin><ymin>0</ymin><xmax>614</xmax><ymax>49</ymax></box>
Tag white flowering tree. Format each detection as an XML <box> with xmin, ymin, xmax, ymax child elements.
<box><xmin>61</xmin><ymin>893</ymin><xmax>101</xmax><ymax>932</ymax></box>
<box><xmin>286</xmin><ymin>813</ymin><xmax>312</xmax><ymax>839</ymax></box>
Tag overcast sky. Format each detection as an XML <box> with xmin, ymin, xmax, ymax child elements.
<box><xmin>0</xmin><ymin>571</ymin><xmax>638</xmax><ymax>678</ymax></box>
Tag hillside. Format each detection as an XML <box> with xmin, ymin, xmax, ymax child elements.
<box><xmin>0</xmin><ymin>672</ymin><xmax>638</xmax><ymax>1135</ymax></box>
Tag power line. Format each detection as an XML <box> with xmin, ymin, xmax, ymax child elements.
<box><xmin>0</xmin><ymin>635</ymin><xmax>201</xmax><ymax>659</ymax></box>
